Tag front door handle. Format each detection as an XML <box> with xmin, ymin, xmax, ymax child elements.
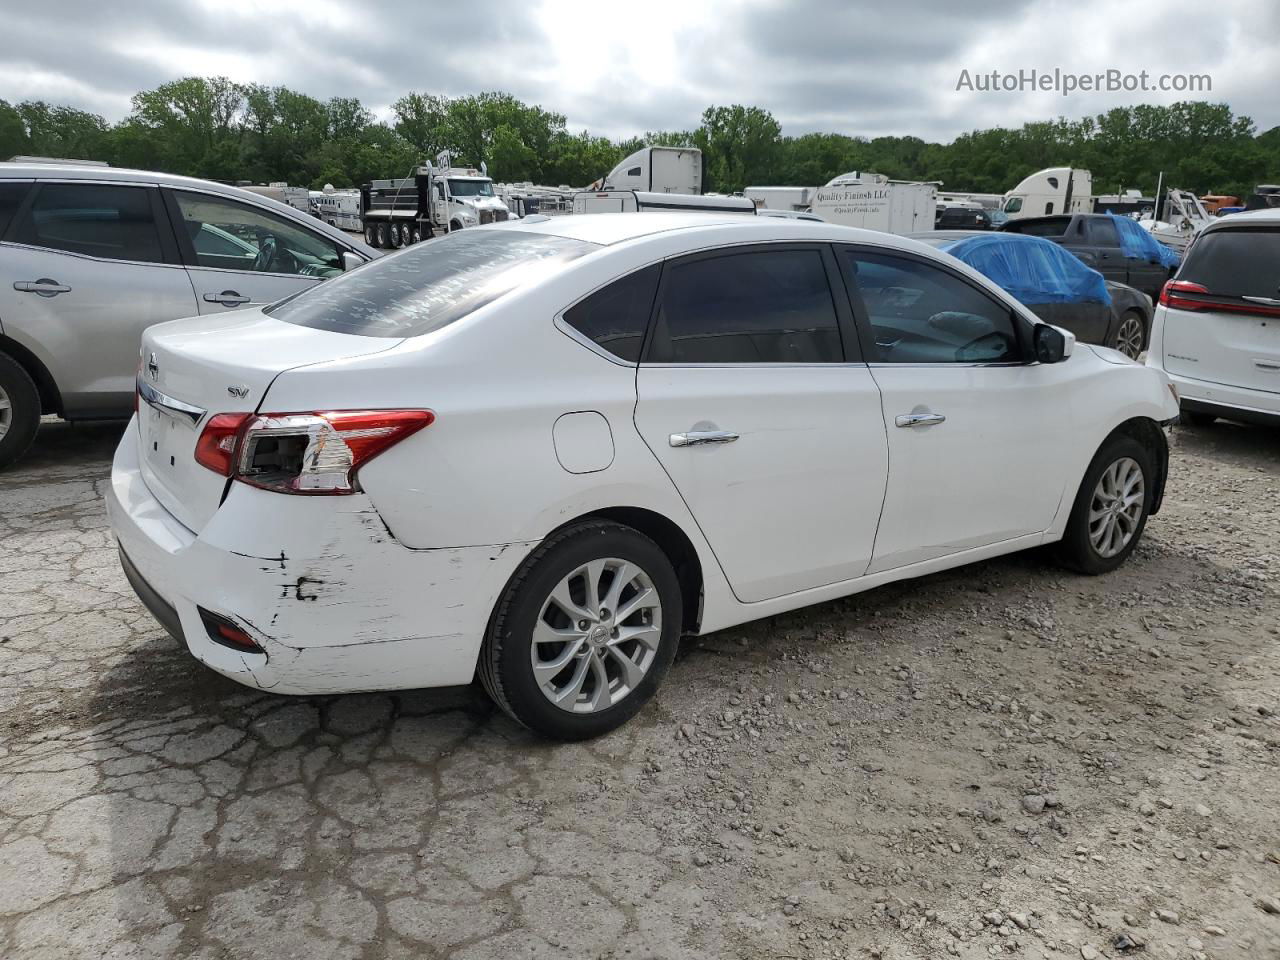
<box><xmin>203</xmin><ymin>291</ymin><xmax>251</xmax><ymax>306</ymax></box>
<box><xmin>895</xmin><ymin>413</ymin><xmax>946</xmax><ymax>428</ymax></box>
<box><xmin>14</xmin><ymin>279</ymin><xmax>71</xmax><ymax>297</ymax></box>
<box><xmin>670</xmin><ymin>430</ymin><xmax>739</xmax><ymax>447</ymax></box>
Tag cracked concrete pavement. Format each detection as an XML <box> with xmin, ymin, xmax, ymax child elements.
<box><xmin>1</xmin><ymin>419</ymin><xmax>1279</xmax><ymax>959</ymax></box>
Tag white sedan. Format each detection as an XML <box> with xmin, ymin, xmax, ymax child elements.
<box><xmin>108</xmin><ymin>214</ymin><xmax>1180</xmax><ymax>740</ymax></box>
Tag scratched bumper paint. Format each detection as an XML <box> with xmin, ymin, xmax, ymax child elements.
<box><xmin>107</xmin><ymin>420</ymin><xmax>536</xmax><ymax>694</ymax></box>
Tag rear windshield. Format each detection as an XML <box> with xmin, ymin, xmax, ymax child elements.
<box><xmin>1004</xmin><ymin>217</ymin><xmax>1072</xmax><ymax>237</ymax></box>
<box><xmin>267</xmin><ymin>229</ymin><xmax>598</xmax><ymax>337</ymax></box>
<box><xmin>1180</xmin><ymin>228</ymin><xmax>1280</xmax><ymax>298</ymax></box>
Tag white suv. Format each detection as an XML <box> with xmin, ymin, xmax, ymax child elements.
<box><xmin>1147</xmin><ymin>208</ymin><xmax>1280</xmax><ymax>427</ymax></box>
<box><xmin>0</xmin><ymin>162</ymin><xmax>376</xmax><ymax>468</ymax></box>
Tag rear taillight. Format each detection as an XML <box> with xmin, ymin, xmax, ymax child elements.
<box><xmin>1159</xmin><ymin>279</ymin><xmax>1210</xmax><ymax>309</ymax></box>
<box><xmin>194</xmin><ymin>413</ymin><xmax>252</xmax><ymax>476</ymax></box>
<box><xmin>194</xmin><ymin>409</ymin><xmax>434</xmax><ymax>495</ymax></box>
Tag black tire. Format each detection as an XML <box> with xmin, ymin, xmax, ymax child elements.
<box><xmin>479</xmin><ymin>520</ymin><xmax>682</xmax><ymax>740</ymax></box>
<box><xmin>364</xmin><ymin>222</ymin><xmax>381</xmax><ymax>248</ymax></box>
<box><xmin>0</xmin><ymin>353</ymin><xmax>42</xmax><ymax>471</ymax></box>
<box><xmin>1109</xmin><ymin>309</ymin><xmax>1147</xmax><ymax>360</ymax></box>
<box><xmin>1180</xmin><ymin>407</ymin><xmax>1216</xmax><ymax>428</ymax></box>
<box><xmin>1054</xmin><ymin>434</ymin><xmax>1155</xmax><ymax>575</ymax></box>
<box><xmin>449</xmin><ymin>220</ymin><xmax>463</xmax><ymax>232</ymax></box>
<box><xmin>375</xmin><ymin>223</ymin><xmax>389</xmax><ymax>248</ymax></box>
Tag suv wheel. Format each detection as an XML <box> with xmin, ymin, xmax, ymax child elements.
<box><xmin>0</xmin><ymin>353</ymin><xmax>41</xmax><ymax>470</ymax></box>
<box><xmin>479</xmin><ymin>520</ymin><xmax>682</xmax><ymax>740</ymax></box>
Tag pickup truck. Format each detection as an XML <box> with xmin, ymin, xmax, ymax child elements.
<box><xmin>1001</xmin><ymin>213</ymin><xmax>1175</xmax><ymax>301</ymax></box>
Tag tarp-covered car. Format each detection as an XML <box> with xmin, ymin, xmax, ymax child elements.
<box><xmin>909</xmin><ymin>230</ymin><xmax>1153</xmax><ymax>360</ymax></box>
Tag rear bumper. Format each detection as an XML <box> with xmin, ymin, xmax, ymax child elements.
<box><xmin>1163</xmin><ymin>371</ymin><xmax>1280</xmax><ymax>422</ymax></box>
<box><xmin>106</xmin><ymin>418</ymin><xmax>536</xmax><ymax>695</ymax></box>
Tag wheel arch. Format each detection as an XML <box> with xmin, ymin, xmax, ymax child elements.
<box><xmin>0</xmin><ymin>334</ymin><xmax>61</xmax><ymax>416</ymax></box>
<box><xmin>1104</xmin><ymin>416</ymin><xmax>1169</xmax><ymax>515</ymax></box>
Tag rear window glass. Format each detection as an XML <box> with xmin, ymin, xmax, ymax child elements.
<box><xmin>1005</xmin><ymin>217</ymin><xmax>1072</xmax><ymax>237</ymax></box>
<box><xmin>1180</xmin><ymin>228</ymin><xmax>1280</xmax><ymax>298</ymax></box>
<box><xmin>267</xmin><ymin>230</ymin><xmax>598</xmax><ymax>337</ymax></box>
<box><xmin>563</xmin><ymin>264</ymin><xmax>660</xmax><ymax>362</ymax></box>
<box><xmin>0</xmin><ymin>181</ymin><xmax>30</xmax><ymax>237</ymax></box>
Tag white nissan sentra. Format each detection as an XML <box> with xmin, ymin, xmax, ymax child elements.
<box><xmin>108</xmin><ymin>213</ymin><xmax>1180</xmax><ymax>740</ymax></box>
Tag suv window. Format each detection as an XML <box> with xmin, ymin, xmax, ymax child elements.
<box><xmin>1090</xmin><ymin>217</ymin><xmax>1121</xmax><ymax>246</ymax></box>
<box><xmin>1180</xmin><ymin>228</ymin><xmax>1280</xmax><ymax>298</ymax></box>
<box><xmin>0</xmin><ymin>181</ymin><xmax>31</xmax><ymax>238</ymax></box>
<box><xmin>647</xmin><ymin>249</ymin><xmax>843</xmax><ymax>364</ymax></box>
<box><xmin>267</xmin><ymin>229</ymin><xmax>598</xmax><ymax>338</ymax></box>
<box><xmin>838</xmin><ymin>249</ymin><xmax>1020</xmax><ymax>364</ymax></box>
<box><xmin>173</xmin><ymin>191</ymin><xmax>344</xmax><ymax>278</ymax></box>
<box><xmin>15</xmin><ymin>183</ymin><xmax>164</xmax><ymax>263</ymax></box>
<box><xmin>1005</xmin><ymin>217</ymin><xmax>1071</xmax><ymax>237</ymax></box>
<box><xmin>563</xmin><ymin>265</ymin><xmax>660</xmax><ymax>362</ymax></box>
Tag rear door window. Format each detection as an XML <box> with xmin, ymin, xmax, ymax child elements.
<box><xmin>646</xmin><ymin>248</ymin><xmax>844</xmax><ymax>363</ymax></box>
<box><xmin>15</xmin><ymin>183</ymin><xmax>165</xmax><ymax>263</ymax></box>
<box><xmin>563</xmin><ymin>264</ymin><xmax>660</xmax><ymax>362</ymax></box>
<box><xmin>1089</xmin><ymin>217</ymin><xmax>1122</xmax><ymax>247</ymax></box>
<box><xmin>0</xmin><ymin>181</ymin><xmax>31</xmax><ymax>238</ymax></box>
<box><xmin>1180</xmin><ymin>228</ymin><xmax>1280</xmax><ymax>298</ymax></box>
<box><xmin>268</xmin><ymin>229</ymin><xmax>599</xmax><ymax>337</ymax></box>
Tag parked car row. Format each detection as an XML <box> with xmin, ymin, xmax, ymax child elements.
<box><xmin>0</xmin><ymin>162</ymin><xmax>376</xmax><ymax>468</ymax></box>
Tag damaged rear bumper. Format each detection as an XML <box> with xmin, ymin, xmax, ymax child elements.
<box><xmin>106</xmin><ymin>419</ymin><xmax>535</xmax><ymax>695</ymax></box>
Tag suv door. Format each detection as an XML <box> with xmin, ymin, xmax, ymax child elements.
<box><xmin>835</xmin><ymin>246</ymin><xmax>1075</xmax><ymax>573</ymax></box>
<box><xmin>1162</xmin><ymin>225</ymin><xmax>1280</xmax><ymax>394</ymax></box>
<box><xmin>164</xmin><ymin>189</ymin><xmax>350</xmax><ymax>313</ymax></box>
<box><xmin>631</xmin><ymin>244</ymin><xmax>888</xmax><ymax>603</ymax></box>
<box><xmin>0</xmin><ymin>180</ymin><xmax>197</xmax><ymax>417</ymax></box>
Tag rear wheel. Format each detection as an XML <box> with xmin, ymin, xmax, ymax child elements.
<box><xmin>1110</xmin><ymin>309</ymin><xmax>1146</xmax><ymax>360</ymax></box>
<box><xmin>387</xmin><ymin>223</ymin><xmax>404</xmax><ymax>248</ymax></box>
<box><xmin>1054</xmin><ymin>435</ymin><xmax>1154</xmax><ymax>575</ymax></box>
<box><xmin>375</xmin><ymin>223</ymin><xmax>389</xmax><ymax>248</ymax></box>
<box><xmin>363</xmin><ymin>222</ymin><xmax>381</xmax><ymax>248</ymax></box>
<box><xmin>479</xmin><ymin>520</ymin><xmax>682</xmax><ymax>740</ymax></box>
<box><xmin>0</xmin><ymin>353</ymin><xmax>42</xmax><ymax>470</ymax></box>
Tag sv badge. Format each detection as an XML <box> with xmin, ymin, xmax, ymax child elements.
<box><xmin>227</xmin><ymin>386</ymin><xmax>250</xmax><ymax>398</ymax></box>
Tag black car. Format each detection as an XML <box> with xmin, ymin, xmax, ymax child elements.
<box><xmin>935</xmin><ymin>205</ymin><xmax>993</xmax><ymax>230</ymax></box>
<box><xmin>909</xmin><ymin>230</ymin><xmax>1153</xmax><ymax>359</ymax></box>
<box><xmin>1000</xmin><ymin>213</ymin><xmax>1178</xmax><ymax>300</ymax></box>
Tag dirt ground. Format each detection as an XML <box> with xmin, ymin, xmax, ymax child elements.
<box><xmin>1</xmin><ymin>418</ymin><xmax>1278</xmax><ymax>960</ymax></box>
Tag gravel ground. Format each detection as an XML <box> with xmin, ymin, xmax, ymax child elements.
<box><xmin>1</xmin><ymin>418</ymin><xmax>1278</xmax><ymax>960</ymax></box>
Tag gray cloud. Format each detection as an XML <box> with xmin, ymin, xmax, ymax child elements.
<box><xmin>1</xmin><ymin>0</ymin><xmax>1275</xmax><ymax>146</ymax></box>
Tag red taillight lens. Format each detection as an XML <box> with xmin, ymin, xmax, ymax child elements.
<box><xmin>226</xmin><ymin>409</ymin><xmax>434</xmax><ymax>495</ymax></box>
<box><xmin>1159</xmin><ymin>279</ymin><xmax>1210</xmax><ymax>309</ymax></box>
<box><xmin>194</xmin><ymin>413</ymin><xmax>253</xmax><ymax>476</ymax></box>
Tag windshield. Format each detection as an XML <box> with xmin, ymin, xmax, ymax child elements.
<box><xmin>267</xmin><ymin>230</ymin><xmax>598</xmax><ymax>337</ymax></box>
<box><xmin>449</xmin><ymin>179</ymin><xmax>495</xmax><ymax>197</ymax></box>
<box><xmin>1003</xmin><ymin>197</ymin><xmax>1023</xmax><ymax>213</ymax></box>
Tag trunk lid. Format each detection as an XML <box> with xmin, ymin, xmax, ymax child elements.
<box><xmin>1162</xmin><ymin>225</ymin><xmax>1280</xmax><ymax>393</ymax></box>
<box><xmin>136</xmin><ymin>309</ymin><xmax>400</xmax><ymax>532</ymax></box>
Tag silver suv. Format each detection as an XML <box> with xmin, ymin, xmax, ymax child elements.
<box><xmin>0</xmin><ymin>161</ymin><xmax>377</xmax><ymax>468</ymax></box>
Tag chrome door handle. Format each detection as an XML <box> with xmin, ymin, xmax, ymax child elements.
<box><xmin>895</xmin><ymin>412</ymin><xmax>946</xmax><ymax>428</ymax></box>
<box><xmin>670</xmin><ymin>430</ymin><xmax>739</xmax><ymax>447</ymax></box>
<box><xmin>14</xmin><ymin>279</ymin><xmax>71</xmax><ymax>296</ymax></box>
<box><xmin>203</xmin><ymin>291</ymin><xmax>251</xmax><ymax>306</ymax></box>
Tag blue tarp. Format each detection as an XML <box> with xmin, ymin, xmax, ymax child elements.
<box><xmin>939</xmin><ymin>233</ymin><xmax>1111</xmax><ymax>306</ymax></box>
<box><xmin>1109</xmin><ymin>213</ymin><xmax>1181</xmax><ymax>269</ymax></box>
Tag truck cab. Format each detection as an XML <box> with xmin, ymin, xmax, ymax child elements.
<box><xmin>1002</xmin><ymin>168</ymin><xmax>1093</xmax><ymax>220</ymax></box>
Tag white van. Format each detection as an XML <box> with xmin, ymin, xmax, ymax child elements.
<box><xmin>1147</xmin><ymin>208</ymin><xmax>1280</xmax><ymax>427</ymax></box>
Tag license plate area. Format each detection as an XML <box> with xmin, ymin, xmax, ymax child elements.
<box><xmin>141</xmin><ymin>403</ymin><xmax>198</xmax><ymax>474</ymax></box>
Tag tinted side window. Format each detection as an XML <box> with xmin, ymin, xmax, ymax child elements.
<box><xmin>563</xmin><ymin>264</ymin><xmax>659</xmax><ymax>362</ymax></box>
<box><xmin>1090</xmin><ymin>217</ymin><xmax>1121</xmax><ymax>246</ymax></box>
<box><xmin>0</xmin><ymin>182</ymin><xmax>31</xmax><ymax>238</ymax></box>
<box><xmin>839</xmin><ymin>249</ymin><xmax>1020</xmax><ymax>364</ymax></box>
<box><xmin>648</xmin><ymin>249</ymin><xmax>842</xmax><ymax>364</ymax></box>
<box><xmin>16</xmin><ymin>183</ymin><xmax>163</xmax><ymax>263</ymax></box>
<box><xmin>174</xmin><ymin>191</ymin><xmax>344</xmax><ymax>278</ymax></box>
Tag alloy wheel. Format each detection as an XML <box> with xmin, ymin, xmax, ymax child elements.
<box><xmin>0</xmin><ymin>382</ymin><xmax>11</xmax><ymax>441</ymax></box>
<box><xmin>530</xmin><ymin>558</ymin><xmax>662</xmax><ymax>713</ymax></box>
<box><xmin>1088</xmin><ymin>457</ymin><xmax>1145</xmax><ymax>558</ymax></box>
<box><xmin>1116</xmin><ymin>314</ymin><xmax>1145</xmax><ymax>360</ymax></box>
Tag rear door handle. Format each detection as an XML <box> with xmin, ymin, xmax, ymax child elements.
<box><xmin>895</xmin><ymin>413</ymin><xmax>946</xmax><ymax>428</ymax></box>
<box><xmin>14</xmin><ymin>279</ymin><xmax>71</xmax><ymax>296</ymax></box>
<box><xmin>670</xmin><ymin>430</ymin><xmax>739</xmax><ymax>447</ymax></box>
<box><xmin>203</xmin><ymin>291</ymin><xmax>251</xmax><ymax>306</ymax></box>
<box><xmin>1255</xmin><ymin>360</ymin><xmax>1280</xmax><ymax>371</ymax></box>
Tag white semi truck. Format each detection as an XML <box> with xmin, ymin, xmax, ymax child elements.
<box><xmin>359</xmin><ymin>151</ymin><xmax>512</xmax><ymax>249</ymax></box>
<box><xmin>1001</xmin><ymin>167</ymin><xmax>1094</xmax><ymax>220</ymax></box>
<box><xmin>592</xmin><ymin>145</ymin><xmax>702</xmax><ymax>194</ymax></box>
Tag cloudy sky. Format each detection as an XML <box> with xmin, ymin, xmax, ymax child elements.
<box><xmin>2</xmin><ymin>0</ymin><xmax>1277</xmax><ymax>141</ymax></box>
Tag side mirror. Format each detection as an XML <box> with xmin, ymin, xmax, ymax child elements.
<box><xmin>341</xmin><ymin>251</ymin><xmax>365</xmax><ymax>272</ymax></box>
<box><xmin>1034</xmin><ymin>324</ymin><xmax>1074</xmax><ymax>363</ymax></box>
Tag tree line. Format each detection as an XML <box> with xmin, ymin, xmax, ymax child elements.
<box><xmin>1</xmin><ymin>77</ymin><xmax>1276</xmax><ymax>199</ymax></box>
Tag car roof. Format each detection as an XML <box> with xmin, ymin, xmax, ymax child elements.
<box><xmin>0</xmin><ymin>161</ymin><xmax>376</xmax><ymax>256</ymax></box>
<box><xmin>1201</xmin><ymin>207</ymin><xmax>1280</xmax><ymax>231</ymax></box>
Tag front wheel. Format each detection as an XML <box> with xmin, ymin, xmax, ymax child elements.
<box><xmin>1054</xmin><ymin>435</ymin><xmax>1155</xmax><ymax>575</ymax></box>
<box><xmin>1110</xmin><ymin>310</ymin><xmax>1146</xmax><ymax>360</ymax></box>
<box><xmin>479</xmin><ymin>520</ymin><xmax>682</xmax><ymax>740</ymax></box>
<box><xmin>0</xmin><ymin>353</ymin><xmax>42</xmax><ymax>470</ymax></box>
